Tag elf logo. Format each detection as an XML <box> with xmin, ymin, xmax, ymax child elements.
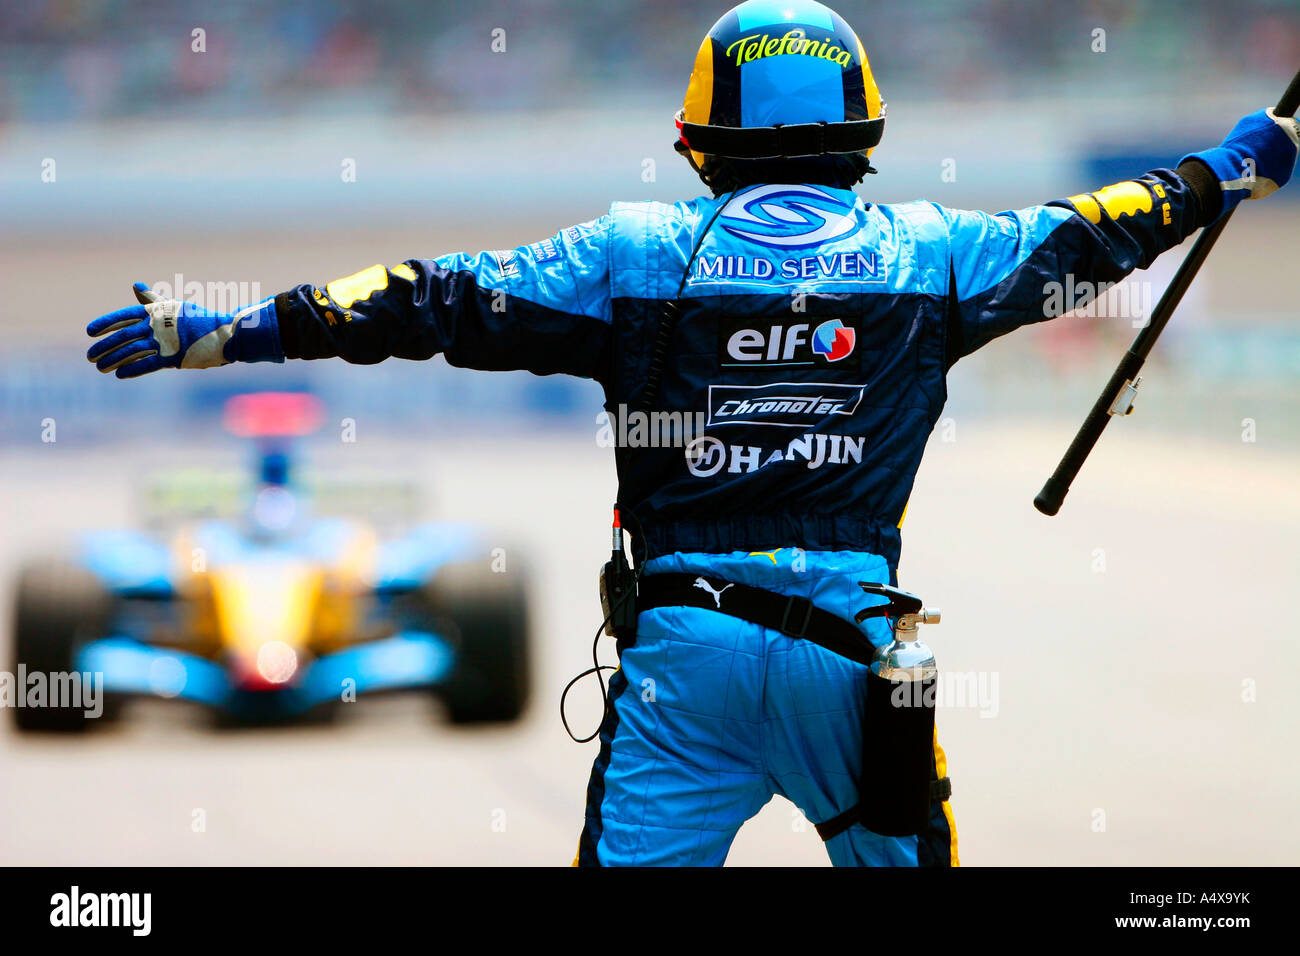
<box><xmin>811</xmin><ymin>319</ymin><xmax>855</xmax><ymax>362</ymax></box>
<box><xmin>722</xmin><ymin>318</ymin><xmax>857</xmax><ymax>367</ymax></box>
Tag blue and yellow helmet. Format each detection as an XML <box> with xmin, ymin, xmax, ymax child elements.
<box><xmin>675</xmin><ymin>0</ymin><xmax>885</xmax><ymax>172</ymax></box>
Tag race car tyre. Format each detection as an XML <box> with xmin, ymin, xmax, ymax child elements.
<box><xmin>10</xmin><ymin>558</ymin><xmax>118</xmax><ymax>732</ymax></box>
<box><xmin>423</xmin><ymin>555</ymin><xmax>531</xmax><ymax>724</ymax></box>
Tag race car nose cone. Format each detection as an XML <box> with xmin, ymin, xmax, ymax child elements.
<box><xmin>255</xmin><ymin>641</ymin><xmax>299</xmax><ymax>685</ymax></box>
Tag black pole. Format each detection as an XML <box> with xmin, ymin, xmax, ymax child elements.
<box><xmin>1034</xmin><ymin>69</ymin><xmax>1300</xmax><ymax>516</ymax></box>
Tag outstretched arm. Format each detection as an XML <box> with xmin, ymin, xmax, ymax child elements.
<box><xmin>939</xmin><ymin>108</ymin><xmax>1299</xmax><ymax>365</ymax></box>
<box><xmin>87</xmin><ymin>218</ymin><xmax>614</xmax><ymax>382</ymax></box>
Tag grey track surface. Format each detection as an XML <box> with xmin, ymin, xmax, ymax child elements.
<box><xmin>2</xmin><ymin>425</ymin><xmax>1297</xmax><ymax>866</ymax></box>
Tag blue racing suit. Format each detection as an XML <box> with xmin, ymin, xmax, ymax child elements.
<box><xmin>265</xmin><ymin>167</ymin><xmax>1213</xmax><ymax>865</ymax></box>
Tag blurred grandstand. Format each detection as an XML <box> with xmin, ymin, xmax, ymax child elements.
<box><xmin>3</xmin><ymin>0</ymin><xmax>1296</xmax><ymax>122</ymax></box>
<box><xmin>0</xmin><ymin>0</ymin><xmax>1297</xmax><ymax>443</ymax></box>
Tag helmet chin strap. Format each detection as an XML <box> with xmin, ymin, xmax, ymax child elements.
<box><xmin>673</xmin><ymin>139</ymin><xmax>706</xmax><ymax>176</ymax></box>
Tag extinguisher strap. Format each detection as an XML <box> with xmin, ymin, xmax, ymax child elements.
<box><xmin>814</xmin><ymin>776</ymin><xmax>953</xmax><ymax>842</ymax></box>
<box><xmin>931</xmin><ymin>774</ymin><xmax>952</xmax><ymax>803</ymax></box>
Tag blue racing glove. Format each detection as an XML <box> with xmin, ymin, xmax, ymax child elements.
<box><xmin>1182</xmin><ymin>108</ymin><xmax>1300</xmax><ymax>223</ymax></box>
<box><xmin>86</xmin><ymin>283</ymin><xmax>283</xmax><ymax>378</ymax></box>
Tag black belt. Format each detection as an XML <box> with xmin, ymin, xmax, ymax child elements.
<box><xmin>635</xmin><ymin>573</ymin><xmax>875</xmax><ymax>667</ymax></box>
<box><xmin>635</xmin><ymin>572</ymin><xmax>951</xmax><ymax>842</ymax></box>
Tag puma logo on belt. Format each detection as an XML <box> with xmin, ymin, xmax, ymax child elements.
<box><xmin>693</xmin><ymin>577</ymin><xmax>734</xmax><ymax>608</ymax></box>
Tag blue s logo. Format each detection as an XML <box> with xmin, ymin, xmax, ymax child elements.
<box><xmin>718</xmin><ymin>184</ymin><xmax>861</xmax><ymax>250</ymax></box>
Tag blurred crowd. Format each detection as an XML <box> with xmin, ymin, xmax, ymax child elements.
<box><xmin>2</xmin><ymin>0</ymin><xmax>1296</xmax><ymax>124</ymax></box>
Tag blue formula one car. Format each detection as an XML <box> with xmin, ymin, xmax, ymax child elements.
<box><xmin>8</xmin><ymin>392</ymin><xmax>531</xmax><ymax>731</ymax></box>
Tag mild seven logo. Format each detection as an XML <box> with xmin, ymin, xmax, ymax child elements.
<box><xmin>718</xmin><ymin>184</ymin><xmax>862</xmax><ymax>250</ymax></box>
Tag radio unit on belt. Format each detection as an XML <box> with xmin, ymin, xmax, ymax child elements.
<box><xmin>598</xmin><ymin>507</ymin><xmax>638</xmax><ymax>640</ymax></box>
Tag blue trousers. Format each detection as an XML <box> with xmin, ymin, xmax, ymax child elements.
<box><xmin>576</xmin><ymin>550</ymin><xmax>958</xmax><ymax>867</ymax></box>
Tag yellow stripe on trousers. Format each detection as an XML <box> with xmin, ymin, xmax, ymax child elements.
<box><xmin>933</xmin><ymin>726</ymin><xmax>960</xmax><ymax>867</ymax></box>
